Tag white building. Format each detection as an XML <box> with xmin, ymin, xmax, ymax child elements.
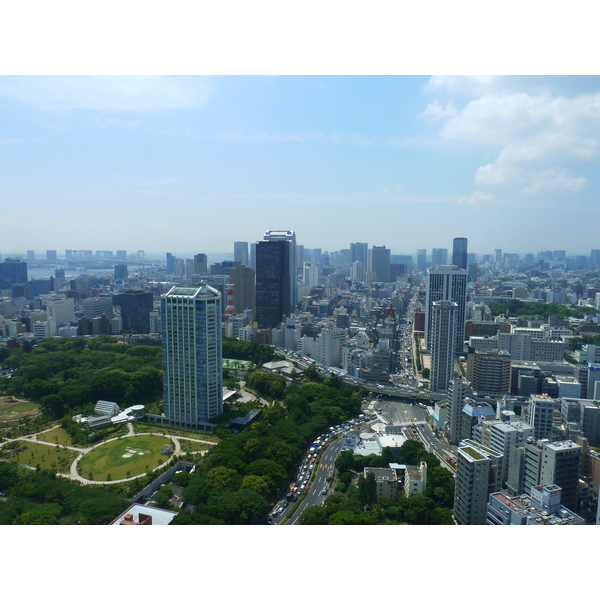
<box><xmin>46</xmin><ymin>296</ymin><xmax>75</xmax><ymax>324</ymax></box>
<box><xmin>425</xmin><ymin>265</ymin><xmax>467</xmax><ymax>352</ymax></box>
<box><xmin>161</xmin><ymin>285</ymin><xmax>223</xmax><ymax>426</ymax></box>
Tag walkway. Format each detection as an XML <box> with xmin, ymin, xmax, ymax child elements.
<box><xmin>0</xmin><ymin>422</ymin><xmax>219</xmax><ymax>485</ymax></box>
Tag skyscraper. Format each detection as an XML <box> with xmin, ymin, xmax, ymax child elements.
<box><xmin>350</xmin><ymin>242</ymin><xmax>368</xmax><ymax>271</ymax></box>
<box><xmin>452</xmin><ymin>237</ymin><xmax>468</xmax><ymax>270</ymax></box>
<box><xmin>255</xmin><ymin>240</ymin><xmax>291</xmax><ymax>329</ymax></box>
<box><xmin>430</xmin><ymin>300</ymin><xmax>458</xmax><ymax>393</ymax></box>
<box><xmin>0</xmin><ymin>259</ymin><xmax>28</xmax><ymax>290</ymax></box>
<box><xmin>263</xmin><ymin>230</ymin><xmax>297</xmax><ymax>307</ymax></box>
<box><xmin>367</xmin><ymin>246</ymin><xmax>391</xmax><ymax>283</ymax></box>
<box><xmin>234</xmin><ymin>241</ymin><xmax>249</xmax><ymax>266</ymax></box>
<box><xmin>114</xmin><ymin>290</ymin><xmax>153</xmax><ymax>332</ymax></box>
<box><xmin>431</xmin><ymin>248</ymin><xmax>448</xmax><ymax>268</ymax></box>
<box><xmin>448</xmin><ymin>378</ymin><xmax>472</xmax><ymax>444</ymax></box>
<box><xmin>229</xmin><ymin>265</ymin><xmax>256</xmax><ymax>319</ymax></box>
<box><xmin>425</xmin><ymin>265</ymin><xmax>468</xmax><ymax>352</ymax></box>
<box><xmin>416</xmin><ymin>249</ymin><xmax>427</xmax><ymax>272</ymax></box>
<box><xmin>193</xmin><ymin>253</ymin><xmax>208</xmax><ymax>276</ymax></box>
<box><xmin>161</xmin><ymin>284</ymin><xmax>223</xmax><ymax>426</ymax></box>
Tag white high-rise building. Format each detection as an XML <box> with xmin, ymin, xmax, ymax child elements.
<box><xmin>314</xmin><ymin>328</ymin><xmax>347</xmax><ymax>368</ymax></box>
<box><xmin>46</xmin><ymin>296</ymin><xmax>75</xmax><ymax>324</ymax></box>
<box><xmin>161</xmin><ymin>285</ymin><xmax>223</xmax><ymax>426</ymax></box>
<box><xmin>430</xmin><ymin>300</ymin><xmax>458</xmax><ymax>393</ymax></box>
<box><xmin>425</xmin><ymin>265</ymin><xmax>467</xmax><ymax>352</ymax></box>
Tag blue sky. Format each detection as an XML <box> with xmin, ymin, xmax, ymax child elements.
<box><xmin>2</xmin><ymin>75</ymin><xmax>600</xmax><ymax>258</ymax></box>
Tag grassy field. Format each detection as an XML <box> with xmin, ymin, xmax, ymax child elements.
<box><xmin>0</xmin><ymin>440</ymin><xmax>79</xmax><ymax>473</ymax></box>
<box><xmin>36</xmin><ymin>427</ymin><xmax>79</xmax><ymax>447</ymax></box>
<box><xmin>77</xmin><ymin>434</ymin><xmax>172</xmax><ymax>481</ymax></box>
<box><xmin>0</xmin><ymin>396</ymin><xmax>41</xmax><ymax>421</ymax></box>
<box><xmin>132</xmin><ymin>421</ymin><xmax>219</xmax><ymax>443</ymax></box>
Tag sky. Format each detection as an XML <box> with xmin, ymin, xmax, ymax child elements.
<box><xmin>2</xmin><ymin>75</ymin><xmax>600</xmax><ymax>259</ymax></box>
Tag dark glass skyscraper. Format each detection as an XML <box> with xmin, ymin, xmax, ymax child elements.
<box><xmin>0</xmin><ymin>259</ymin><xmax>28</xmax><ymax>290</ymax></box>
<box><xmin>255</xmin><ymin>240</ymin><xmax>290</xmax><ymax>329</ymax></box>
<box><xmin>452</xmin><ymin>237</ymin><xmax>468</xmax><ymax>270</ymax></box>
<box><xmin>114</xmin><ymin>290</ymin><xmax>153</xmax><ymax>332</ymax></box>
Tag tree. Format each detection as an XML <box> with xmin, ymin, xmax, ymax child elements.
<box><xmin>298</xmin><ymin>505</ymin><xmax>328</xmax><ymax>525</ymax></box>
<box><xmin>358</xmin><ymin>472</ymin><xmax>377</xmax><ymax>507</ymax></box>
<box><xmin>240</xmin><ymin>475</ymin><xmax>270</xmax><ymax>497</ymax></box>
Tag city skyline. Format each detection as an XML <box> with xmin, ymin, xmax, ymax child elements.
<box><xmin>2</xmin><ymin>76</ymin><xmax>600</xmax><ymax>255</ymax></box>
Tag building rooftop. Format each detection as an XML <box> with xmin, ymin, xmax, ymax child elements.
<box><xmin>110</xmin><ymin>503</ymin><xmax>178</xmax><ymax>526</ymax></box>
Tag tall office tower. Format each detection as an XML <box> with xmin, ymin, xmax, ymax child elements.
<box><xmin>54</xmin><ymin>268</ymin><xmax>65</xmax><ymax>291</ymax></box>
<box><xmin>263</xmin><ymin>230</ymin><xmax>297</xmax><ymax>307</ymax></box>
<box><xmin>233</xmin><ymin>241</ymin><xmax>249</xmax><ymax>266</ymax></box>
<box><xmin>466</xmin><ymin>348</ymin><xmax>511</xmax><ymax>395</ymax></box>
<box><xmin>351</xmin><ymin>261</ymin><xmax>364</xmax><ymax>283</ymax></box>
<box><xmin>46</xmin><ymin>250</ymin><xmax>57</xmax><ymax>262</ymax></box>
<box><xmin>522</xmin><ymin>439</ymin><xmax>581</xmax><ymax>511</ymax></box>
<box><xmin>311</xmin><ymin>248</ymin><xmax>322</xmax><ymax>267</ymax></box>
<box><xmin>452</xmin><ymin>237</ymin><xmax>468</xmax><ymax>270</ymax></box>
<box><xmin>454</xmin><ymin>439</ymin><xmax>503</xmax><ymax>525</ymax></box>
<box><xmin>467</xmin><ymin>262</ymin><xmax>478</xmax><ymax>283</ymax></box>
<box><xmin>229</xmin><ymin>265</ymin><xmax>256</xmax><ymax>319</ymax></box>
<box><xmin>27</xmin><ymin>250</ymin><xmax>35</xmax><ymax>262</ymax></box>
<box><xmin>448</xmin><ymin>379</ymin><xmax>473</xmax><ymax>444</ymax></box>
<box><xmin>161</xmin><ymin>284</ymin><xmax>223</xmax><ymax>425</ymax></box>
<box><xmin>0</xmin><ymin>259</ymin><xmax>28</xmax><ymax>290</ymax></box>
<box><xmin>295</xmin><ymin>245</ymin><xmax>304</xmax><ymax>274</ymax></box>
<box><xmin>114</xmin><ymin>290</ymin><xmax>153</xmax><ymax>332</ymax></box>
<box><xmin>431</xmin><ymin>248</ymin><xmax>448</xmax><ymax>268</ymax></box>
<box><xmin>116</xmin><ymin>250</ymin><xmax>127</xmax><ymax>261</ymax></box>
<box><xmin>591</xmin><ymin>249</ymin><xmax>600</xmax><ymax>269</ymax></box>
<box><xmin>430</xmin><ymin>300</ymin><xmax>458</xmax><ymax>393</ymax></box>
<box><xmin>367</xmin><ymin>246</ymin><xmax>391</xmax><ymax>283</ymax></box>
<box><xmin>255</xmin><ymin>240</ymin><xmax>291</xmax><ymax>329</ymax></box>
<box><xmin>114</xmin><ymin>264</ymin><xmax>128</xmax><ymax>280</ymax></box>
<box><xmin>193</xmin><ymin>253</ymin><xmax>208</xmax><ymax>275</ymax></box>
<box><xmin>494</xmin><ymin>249</ymin><xmax>503</xmax><ymax>265</ymax></box>
<box><xmin>250</xmin><ymin>243</ymin><xmax>257</xmax><ymax>271</ymax></box>
<box><xmin>350</xmin><ymin>242</ymin><xmax>368</xmax><ymax>270</ymax></box>
<box><xmin>416</xmin><ymin>249</ymin><xmax>427</xmax><ymax>272</ymax></box>
<box><xmin>166</xmin><ymin>252</ymin><xmax>176</xmax><ymax>274</ymax></box>
<box><xmin>425</xmin><ymin>265</ymin><xmax>467</xmax><ymax>352</ymax></box>
<box><xmin>528</xmin><ymin>394</ymin><xmax>556</xmax><ymax>439</ymax></box>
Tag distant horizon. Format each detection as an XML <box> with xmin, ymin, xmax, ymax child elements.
<box><xmin>3</xmin><ymin>245</ymin><xmax>600</xmax><ymax>262</ymax></box>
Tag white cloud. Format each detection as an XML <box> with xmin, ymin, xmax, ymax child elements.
<box><xmin>0</xmin><ymin>76</ymin><xmax>213</xmax><ymax>112</ymax></box>
<box><xmin>457</xmin><ymin>191</ymin><xmax>494</xmax><ymax>205</ymax></box>
<box><xmin>424</xmin><ymin>77</ymin><xmax>600</xmax><ymax>195</ymax></box>
<box><xmin>420</xmin><ymin>100</ymin><xmax>457</xmax><ymax>121</ymax></box>
<box><xmin>522</xmin><ymin>169</ymin><xmax>586</xmax><ymax>194</ymax></box>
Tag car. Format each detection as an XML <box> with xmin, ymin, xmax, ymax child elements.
<box><xmin>321</xmin><ymin>488</ymin><xmax>327</xmax><ymax>495</ymax></box>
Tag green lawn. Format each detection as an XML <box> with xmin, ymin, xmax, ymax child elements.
<box><xmin>0</xmin><ymin>441</ymin><xmax>78</xmax><ymax>473</ymax></box>
<box><xmin>77</xmin><ymin>434</ymin><xmax>173</xmax><ymax>481</ymax></box>
<box><xmin>0</xmin><ymin>398</ymin><xmax>40</xmax><ymax>421</ymax></box>
<box><xmin>36</xmin><ymin>427</ymin><xmax>79</xmax><ymax>447</ymax></box>
<box><xmin>132</xmin><ymin>421</ymin><xmax>219</xmax><ymax>443</ymax></box>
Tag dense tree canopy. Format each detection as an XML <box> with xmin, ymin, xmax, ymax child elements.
<box><xmin>0</xmin><ymin>336</ymin><xmax>163</xmax><ymax>418</ymax></box>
